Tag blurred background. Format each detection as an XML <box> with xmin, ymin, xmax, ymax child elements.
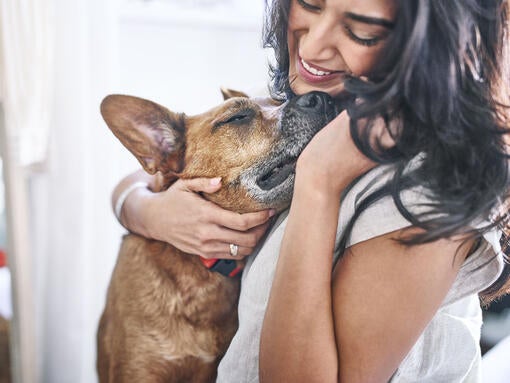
<box><xmin>0</xmin><ymin>0</ymin><xmax>269</xmax><ymax>382</ymax></box>
<box><xmin>0</xmin><ymin>0</ymin><xmax>509</xmax><ymax>382</ymax></box>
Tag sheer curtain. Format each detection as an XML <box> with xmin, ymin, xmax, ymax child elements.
<box><xmin>0</xmin><ymin>0</ymin><xmax>53</xmax><ymax>166</ymax></box>
<box><xmin>0</xmin><ymin>0</ymin><xmax>54</xmax><ymax>382</ymax></box>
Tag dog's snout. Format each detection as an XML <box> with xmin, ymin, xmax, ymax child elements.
<box><xmin>280</xmin><ymin>90</ymin><xmax>339</xmax><ymax>138</ymax></box>
<box><xmin>294</xmin><ymin>91</ymin><xmax>333</xmax><ymax>114</ymax></box>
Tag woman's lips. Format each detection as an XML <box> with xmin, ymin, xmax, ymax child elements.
<box><xmin>297</xmin><ymin>56</ymin><xmax>343</xmax><ymax>84</ymax></box>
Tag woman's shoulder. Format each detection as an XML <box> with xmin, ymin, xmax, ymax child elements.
<box><xmin>335</xmin><ymin>161</ymin><xmax>505</xmax><ymax>300</ymax></box>
<box><xmin>444</xmin><ymin>229</ymin><xmax>504</xmax><ymax>306</ymax></box>
<box><xmin>336</xmin><ymin>161</ymin><xmax>430</xmax><ymax>249</ymax></box>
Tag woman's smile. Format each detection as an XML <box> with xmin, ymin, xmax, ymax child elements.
<box><xmin>297</xmin><ymin>56</ymin><xmax>346</xmax><ymax>84</ymax></box>
<box><xmin>287</xmin><ymin>0</ymin><xmax>397</xmax><ymax>97</ymax></box>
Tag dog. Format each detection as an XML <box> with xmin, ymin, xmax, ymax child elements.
<box><xmin>97</xmin><ymin>89</ymin><xmax>338</xmax><ymax>383</ymax></box>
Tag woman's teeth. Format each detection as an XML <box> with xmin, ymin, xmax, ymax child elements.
<box><xmin>301</xmin><ymin>58</ymin><xmax>332</xmax><ymax>76</ymax></box>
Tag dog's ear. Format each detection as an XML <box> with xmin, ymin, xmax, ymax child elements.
<box><xmin>101</xmin><ymin>95</ymin><xmax>185</xmax><ymax>176</ymax></box>
<box><xmin>220</xmin><ymin>87</ymin><xmax>249</xmax><ymax>100</ymax></box>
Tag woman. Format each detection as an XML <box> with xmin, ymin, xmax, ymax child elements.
<box><xmin>113</xmin><ymin>0</ymin><xmax>510</xmax><ymax>381</ymax></box>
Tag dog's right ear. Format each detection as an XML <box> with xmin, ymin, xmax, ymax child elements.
<box><xmin>101</xmin><ymin>95</ymin><xmax>185</xmax><ymax>176</ymax></box>
<box><xmin>220</xmin><ymin>87</ymin><xmax>249</xmax><ymax>100</ymax></box>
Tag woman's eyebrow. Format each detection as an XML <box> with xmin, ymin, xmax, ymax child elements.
<box><xmin>345</xmin><ymin>12</ymin><xmax>395</xmax><ymax>29</ymax></box>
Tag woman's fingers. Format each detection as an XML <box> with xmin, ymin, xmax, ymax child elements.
<box><xmin>196</xmin><ymin>221</ymin><xmax>272</xmax><ymax>259</ymax></box>
<box><xmin>149</xmin><ymin>177</ymin><xmax>275</xmax><ymax>259</ymax></box>
<box><xmin>180</xmin><ymin>177</ymin><xmax>276</xmax><ymax>231</ymax></box>
<box><xmin>199</xmin><ymin>223</ymin><xmax>269</xmax><ymax>249</ymax></box>
<box><xmin>179</xmin><ymin>177</ymin><xmax>223</xmax><ymax>194</ymax></box>
<box><xmin>198</xmin><ymin>245</ymin><xmax>254</xmax><ymax>260</ymax></box>
<box><xmin>213</xmin><ymin>208</ymin><xmax>276</xmax><ymax>232</ymax></box>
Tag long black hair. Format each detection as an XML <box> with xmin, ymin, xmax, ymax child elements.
<box><xmin>263</xmin><ymin>0</ymin><xmax>510</xmax><ymax>302</ymax></box>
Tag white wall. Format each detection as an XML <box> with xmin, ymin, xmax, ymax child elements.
<box><xmin>29</xmin><ymin>1</ymin><xmax>270</xmax><ymax>382</ymax></box>
<box><xmin>116</xmin><ymin>1</ymin><xmax>270</xmax><ymax>113</ymax></box>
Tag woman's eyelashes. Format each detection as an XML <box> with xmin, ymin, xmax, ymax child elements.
<box><xmin>296</xmin><ymin>0</ymin><xmax>320</xmax><ymax>12</ymax></box>
<box><xmin>343</xmin><ymin>25</ymin><xmax>383</xmax><ymax>47</ymax></box>
<box><xmin>295</xmin><ymin>0</ymin><xmax>387</xmax><ymax>47</ymax></box>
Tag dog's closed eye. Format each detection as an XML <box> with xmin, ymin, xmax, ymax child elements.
<box><xmin>212</xmin><ymin>109</ymin><xmax>255</xmax><ymax>132</ymax></box>
<box><xmin>224</xmin><ymin>112</ymin><xmax>251</xmax><ymax>124</ymax></box>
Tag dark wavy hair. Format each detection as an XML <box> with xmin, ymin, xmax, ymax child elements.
<box><xmin>263</xmin><ymin>0</ymin><xmax>510</xmax><ymax>302</ymax></box>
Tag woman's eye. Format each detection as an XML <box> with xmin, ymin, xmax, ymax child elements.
<box><xmin>297</xmin><ymin>0</ymin><xmax>321</xmax><ymax>12</ymax></box>
<box><xmin>344</xmin><ymin>26</ymin><xmax>383</xmax><ymax>47</ymax></box>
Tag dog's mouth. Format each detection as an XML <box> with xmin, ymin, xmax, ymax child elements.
<box><xmin>256</xmin><ymin>156</ymin><xmax>297</xmax><ymax>190</ymax></box>
<box><xmin>239</xmin><ymin>91</ymin><xmax>347</xmax><ymax>210</ymax></box>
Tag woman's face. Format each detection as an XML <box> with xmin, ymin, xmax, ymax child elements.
<box><xmin>287</xmin><ymin>0</ymin><xmax>398</xmax><ymax>98</ymax></box>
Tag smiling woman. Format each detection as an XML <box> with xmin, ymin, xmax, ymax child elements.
<box><xmin>285</xmin><ymin>0</ymin><xmax>397</xmax><ymax>96</ymax></box>
<box><xmin>110</xmin><ymin>0</ymin><xmax>509</xmax><ymax>382</ymax></box>
<box><xmin>228</xmin><ymin>0</ymin><xmax>508</xmax><ymax>382</ymax></box>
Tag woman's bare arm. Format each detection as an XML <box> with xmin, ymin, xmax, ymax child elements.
<box><xmin>259</xmin><ymin>111</ymin><xmax>472</xmax><ymax>382</ymax></box>
<box><xmin>112</xmin><ymin>169</ymin><xmax>274</xmax><ymax>259</ymax></box>
<box><xmin>332</xmin><ymin>229</ymin><xmax>471</xmax><ymax>382</ymax></box>
<box><xmin>260</xmin><ymin>178</ymin><xmax>471</xmax><ymax>383</ymax></box>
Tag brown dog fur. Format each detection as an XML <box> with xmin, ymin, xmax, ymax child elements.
<box><xmin>97</xmin><ymin>90</ymin><xmax>337</xmax><ymax>382</ymax></box>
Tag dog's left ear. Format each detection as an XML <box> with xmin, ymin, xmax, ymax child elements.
<box><xmin>220</xmin><ymin>87</ymin><xmax>249</xmax><ymax>100</ymax></box>
<box><xmin>101</xmin><ymin>95</ymin><xmax>185</xmax><ymax>176</ymax></box>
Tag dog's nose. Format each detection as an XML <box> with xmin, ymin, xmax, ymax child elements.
<box><xmin>281</xmin><ymin>91</ymin><xmax>339</xmax><ymax>136</ymax></box>
<box><xmin>294</xmin><ymin>91</ymin><xmax>333</xmax><ymax>114</ymax></box>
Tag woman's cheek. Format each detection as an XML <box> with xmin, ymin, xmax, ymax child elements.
<box><xmin>346</xmin><ymin>56</ymin><xmax>378</xmax><ymax>77</ymax></box>
<box><xmin>345</xmin><ymin>47</ymin><xmax>387</xmax><ymax>77</ymax></box>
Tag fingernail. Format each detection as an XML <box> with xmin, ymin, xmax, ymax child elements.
<box><xmin>268</xmin><ymin>209</ymin><xmax>276</xmax><ymax>217</ymax></box>
<box><xmin>210</xmin><ymin>177</ymin><xmax>222</xmax><ymax>186</ymax></box>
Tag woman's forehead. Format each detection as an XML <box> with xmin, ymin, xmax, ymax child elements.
<box><xmin>329</xmin><ymin>0</ymin><xmax>398</xmax><ymax>20</ymax></box>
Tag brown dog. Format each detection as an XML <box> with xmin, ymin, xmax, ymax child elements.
<box><xmin>97</xmin><ymin>89</ymin><xmax>338</xmax><ymax>382</ymax></box>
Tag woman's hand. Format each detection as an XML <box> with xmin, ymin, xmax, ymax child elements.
<box><xmin>116</xmin><ymin>171</ymin><xmax>274</xmax><ymax>259</ymax></box>
<box><xmin>296</xmin><ymin>110</ymin><xmax>394</xmax><ymax>195</ymax></box>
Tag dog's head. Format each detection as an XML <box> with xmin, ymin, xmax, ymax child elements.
<box><xmin>101</xmin><ymin>90</ymin><xmax>339</xmax><ymax>212</ymax></box>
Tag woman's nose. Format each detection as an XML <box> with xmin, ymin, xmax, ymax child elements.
<box><xmin>299</xmin><ymin>15</ymin><xmax>340</xmax><ymax>62</ymax></box>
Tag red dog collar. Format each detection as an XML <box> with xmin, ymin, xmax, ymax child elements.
<box><xmin>199</xmin><ymin>257</ymin><xmax>242</xmax><ymax>277</ymax></box>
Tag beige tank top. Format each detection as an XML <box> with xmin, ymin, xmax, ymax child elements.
<box><xmin>216</xmin><ymin>164</ymin><xmax>504</xmax><ymax>383</ymax></box>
